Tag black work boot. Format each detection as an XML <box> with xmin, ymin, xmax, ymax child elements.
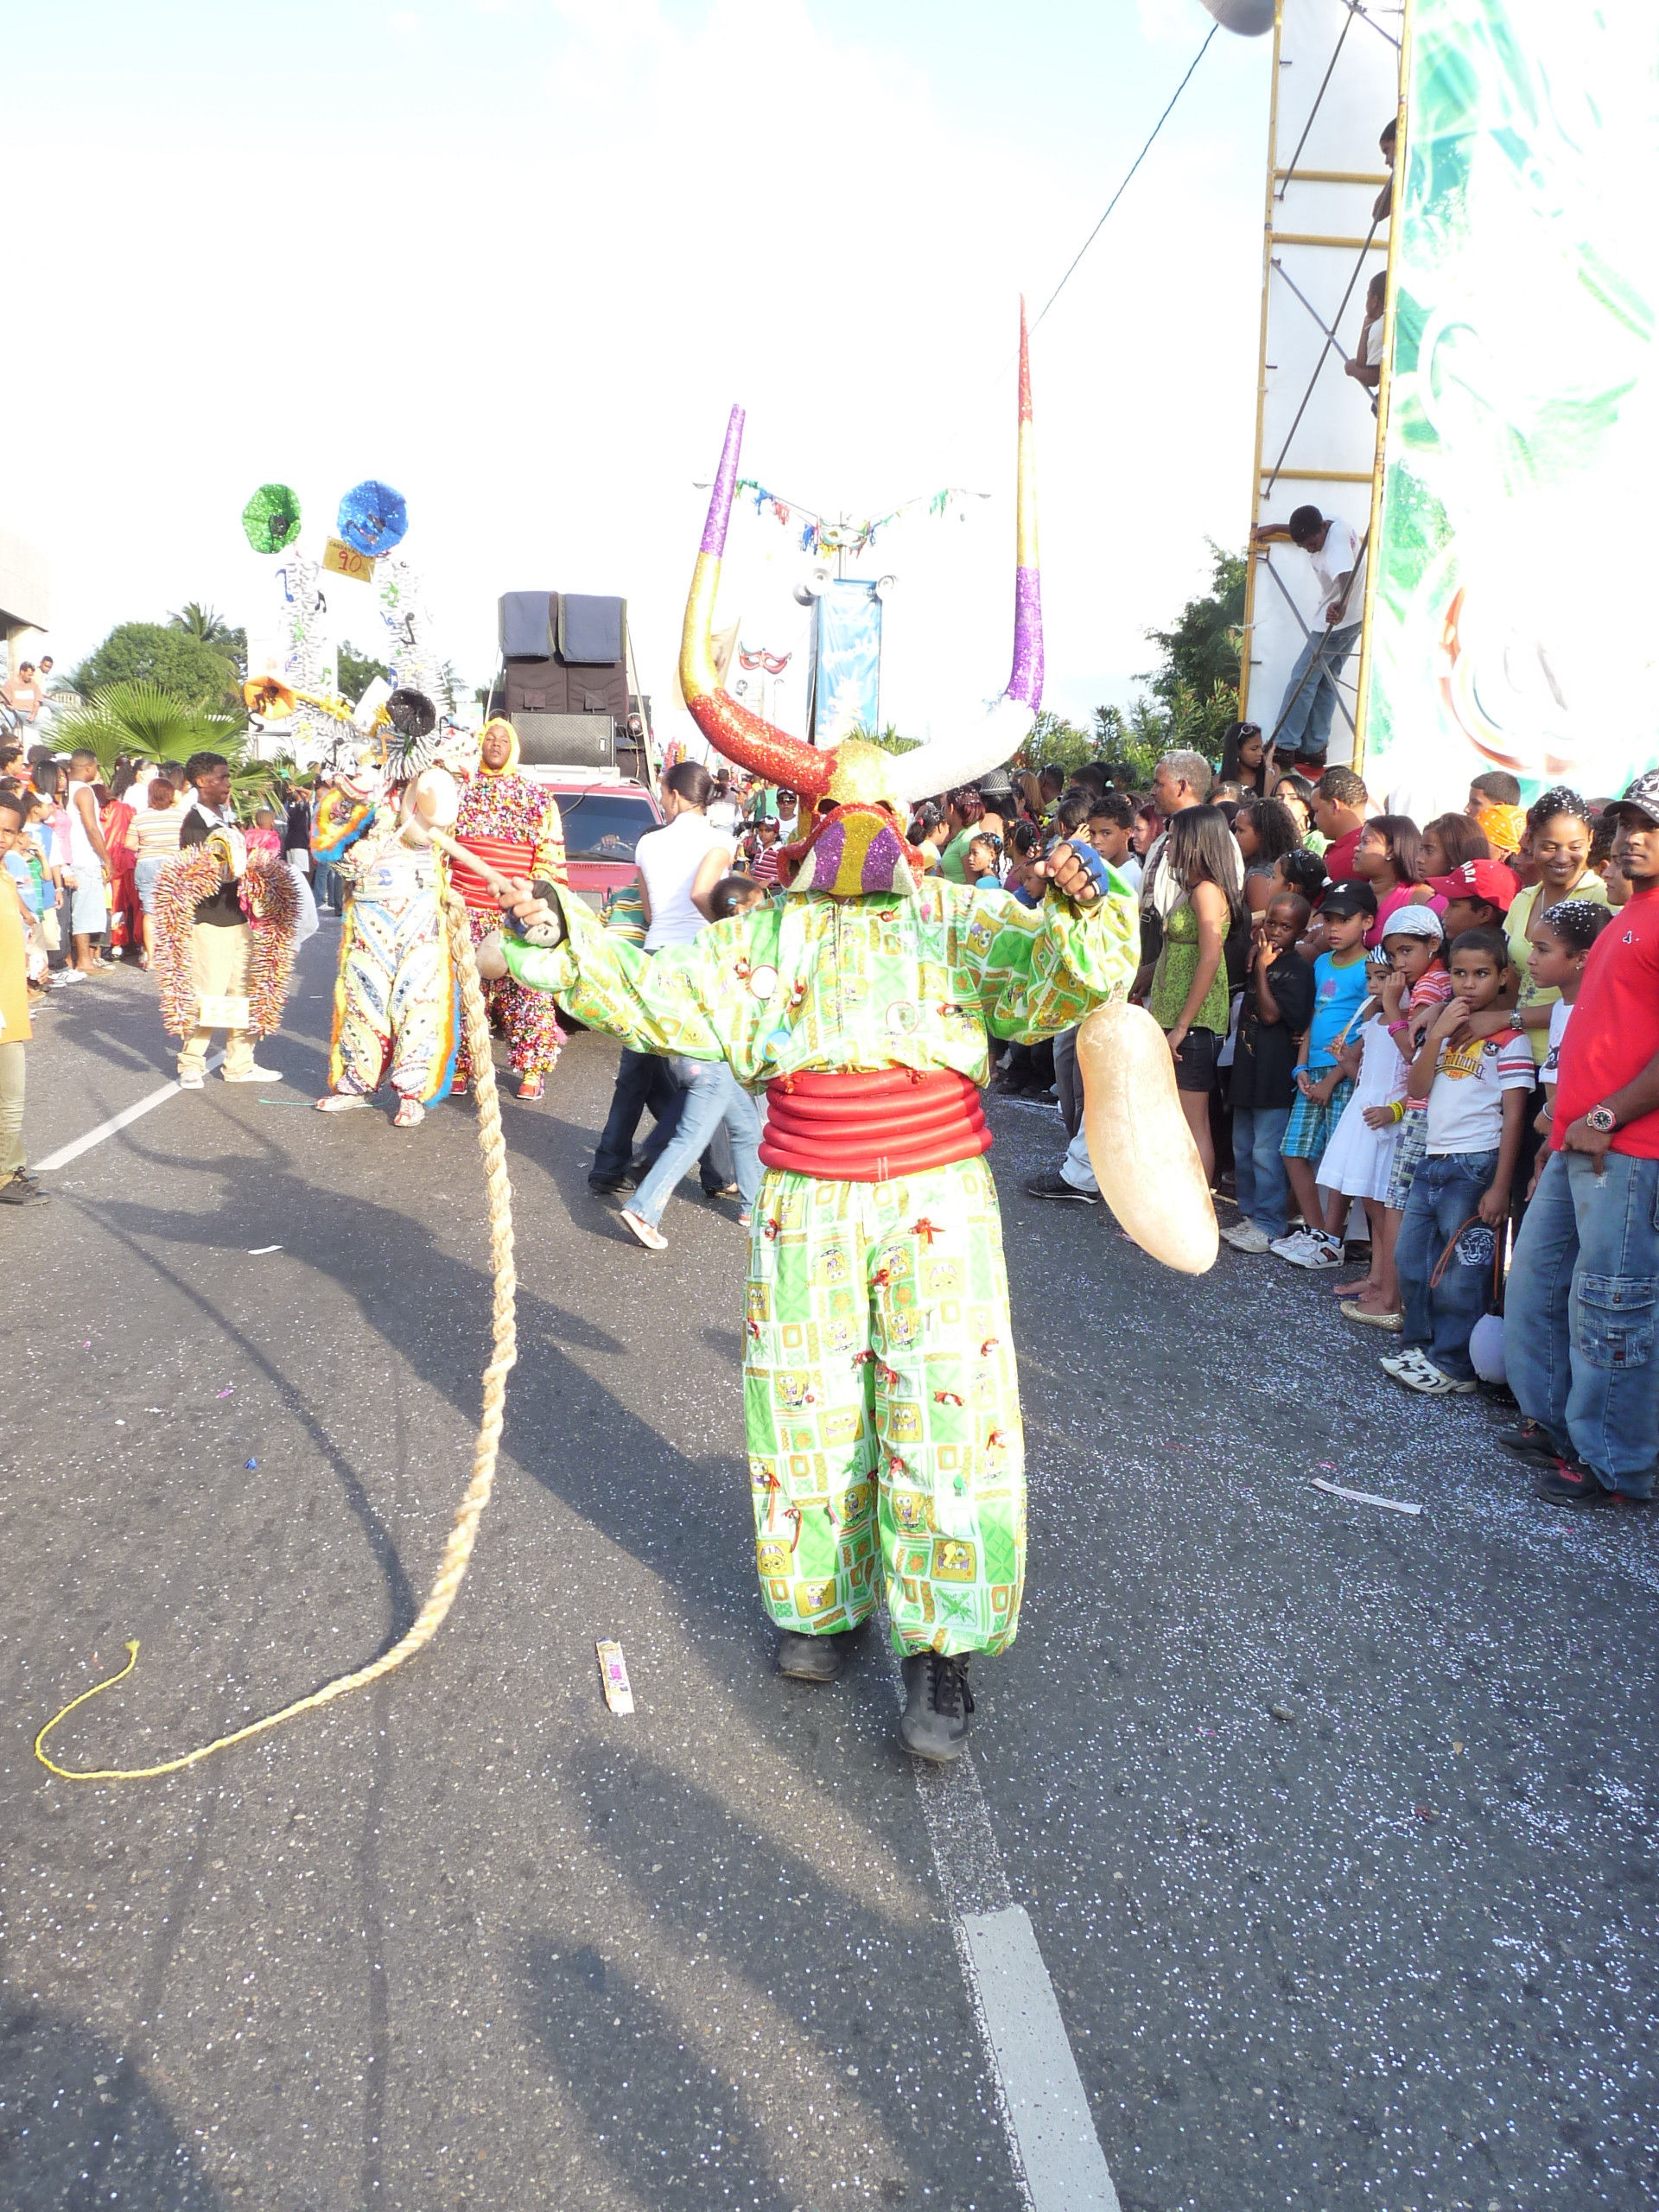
<box><xmin>899</xmin><ymin>1651</ymin><xmax>975</xmax><ymax>1763</ymax></box>
<box><xmin>776</xmin><ymin>1627</ymin><xmax>861</xmax><ymax>1684</ymax></box>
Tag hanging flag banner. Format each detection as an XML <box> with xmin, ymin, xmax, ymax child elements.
<box><xmin>1362</xmin><ymin>0</ymin><xmax>1656</xmax><ymax>817</ymax></box>
<box><xmin>811</xmin><ymin>581</ymin><xmax>882</xmax><ymax>746</ymax></box>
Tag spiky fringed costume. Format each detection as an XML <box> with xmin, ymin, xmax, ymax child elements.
<box><xmin>504</xmin><ymin>313</ymin><xmax>1142</xmax><ymax>1676</ymax></box>
<box><xmin>153</xmin><ymin>845</ymin><xmax>301</xmax><ymax>1039</ymax></box>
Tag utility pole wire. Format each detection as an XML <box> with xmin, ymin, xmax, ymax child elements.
<box><xmin>1029</xmin><ymin>21</ymin><xmax>1222</xmax><ymax>339</ymax></box>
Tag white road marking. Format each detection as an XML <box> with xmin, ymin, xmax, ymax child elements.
<box><xmin>961</xmin><ymin>1908</ymin><xmax>1122</xmax><ymax>2212</ymax></box>
<box><xmin>34</xmin><ymin>1053</ymin><xmax>226</xmax><ymax>1172</ymax></box>
<box><xmin>893</xmin><ymin>1653</ymin><xmax>1121</xmax><ymax>2211</ymax></box>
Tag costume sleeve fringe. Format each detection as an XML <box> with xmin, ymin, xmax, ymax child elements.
<box><xmin>151</xmin><ymin>851</ymin><xmax>302</xmax><ymax>1040</ymax></box>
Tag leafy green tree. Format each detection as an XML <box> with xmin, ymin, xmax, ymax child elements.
<box><xmin>1019</xmin><ymin>709</ymin><xmax>1093</xmax><ymax>777</ymax></box>
<box><xmin>169</xmin><ymin>601</ymin><xmax>248</xmax><ymax>679</ymax></box>
<box><xmin>338</xmin><ymin>639</ymin><xmax>391</xmax><ymax>703</ymax></box>
<box><xmin>70</xmin><ymin>624</ymin><xmax>240</xmax><ymax>710</ymax></box>
<box><xmin>1135</xmin><ymin>543</ymin><xmax>1245</xmax><ymax>762</ymax></box>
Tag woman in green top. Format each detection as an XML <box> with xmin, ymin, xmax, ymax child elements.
<box><xmin>936</xmin><ymin>785</ymin><xmax>988</xmax><ymax>884</ymax></box>
<box><xmin>1503</xmin><ymin>787</ymin><xmax>1607</xmax><ymax>1066</ymax></box>
<box><xmin>1149</xmin><ymin>803</ymin><xmax>1240</xmax><ymax>1184</ymax></box>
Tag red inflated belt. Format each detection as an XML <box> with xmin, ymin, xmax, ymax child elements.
<box><xmin>760</xmin><ymin>1068</ymin><xmax>991</xmax><ymax>1181</ymax></box>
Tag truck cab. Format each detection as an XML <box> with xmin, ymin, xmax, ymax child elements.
<box><xmin>522</xmin><ymin>766</ymin><xmax>662</xmax><ymax>912</ymax></box>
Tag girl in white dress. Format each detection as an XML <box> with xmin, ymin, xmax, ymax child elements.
<box><xmin>1317</xmin><ymin>969</ymin><xmax>1408</xmax><ymax>1311</ymax></box>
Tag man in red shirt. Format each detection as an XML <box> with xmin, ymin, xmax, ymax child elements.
<box><xmin>1504</xmin><ymin>771</ymin><xmax>1659</xmax><ymax>1505</ymax></box>
<box><xmin>1312</xmin><ymin>766</ymin><xmax>1370</xmax><ymax>883</ymax></box>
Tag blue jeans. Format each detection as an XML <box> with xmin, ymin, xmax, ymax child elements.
<box><xmin>1506</xmin><ymin>1150</ymin><xmax>1659</xmax><ymax>1496</ymax></box>
<box><xmin>1273</xmin><ymin>620</ymin><xmax>1361</xmax><ymax>754</ymax></box>
<box><xmin>1396</xmin><ymin>1149</ymin><xmax>1500</xmax><ymax>1381</ymax></box>
<box><xmin>1232</xmin><ymin>1103</ymin><xmax>1292</xmax><ymax>1239</ymax></box>
<box><xmin>631</xmin><ymin>1058</ymin><xmax>761</xmax><ymax>1226</ymax></box>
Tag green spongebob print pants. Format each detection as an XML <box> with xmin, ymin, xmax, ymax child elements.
<box><xmin>743</xmin><ymin>1157</ymin><xmax>1025</xmax><ymax>1658</ymax></box>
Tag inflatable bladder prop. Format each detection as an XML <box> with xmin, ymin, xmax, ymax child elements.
<box><xmin>1077</xmin><ymin>1000</ymin><xmax>1218</xmax><ymax>1274</ymax></box>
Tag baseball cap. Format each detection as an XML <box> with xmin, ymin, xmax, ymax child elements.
<box><xmin>1319</xmin><ymin>878</ymin><xmax>1379</xmax><ymax>919</ymax></box>
<box><xmin>1377</xmin><ymin>904</ymin><xmax>1444</xmax><ymax>944</ymax></box>
<box><xmin>1605</xmin><ymin>769</ymin><xmax>1659</xmax><ymax>831</ymax></box>
<box><xmin>1427</xmin><ymin>858</ymin><xmax>1519</xmax><ymax>912</ymax></box>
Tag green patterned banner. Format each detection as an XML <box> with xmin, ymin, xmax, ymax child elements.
<box><xmin>1363</xmin><ymin>0</ymin><xmax>1657</xmax><ymax>816</ymax></box>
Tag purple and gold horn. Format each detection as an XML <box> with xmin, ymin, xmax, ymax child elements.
<box><xmin>678</xmin><ymin>409</ymin><xmax>835</xmax><ymax>800</ymax></box>
<box><xmin>893</xmin><ymin>301</ymin><xmax>1044</xmax><ymax>805</ymax></box>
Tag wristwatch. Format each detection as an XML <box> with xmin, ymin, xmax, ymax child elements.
<box><xmin>1586</xmin><ymin>1103</ymin><xmax>1619</xmax><ymax>1134</ymax></box>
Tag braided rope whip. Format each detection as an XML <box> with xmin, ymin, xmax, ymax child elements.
<box><xmin>35</xmin><ymin>893</ymin><xmax>518</xmax><ymax>1782</ymax></box>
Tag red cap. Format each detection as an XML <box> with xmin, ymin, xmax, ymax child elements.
<box><xmin>1427</xmin><ymin>858</ymin><xmax>1519</xmax><ymax>912</ymax></box>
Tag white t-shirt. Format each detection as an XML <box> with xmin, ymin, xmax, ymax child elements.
<box><xmin>1115</xmin><ymin>853</ymin><xmax>1144</xmax><ymax>894</ymax></box>
<box><xmin>1426</xmin><ymin>1027</ymin><xmax>1535</xmax><ymax>1155</ymax></box>
<box><xmin>1541</xmin><ymin>999</ymin><xmax>1573</xmax><ymax>1087</ymax></box>
<box><xmin>1364</xmin><ymin>316</ymin><xmax>1386</xmax><ymax>369</ymax></box>
<box><xmin>1309</xmin><ymin>516</ymin><xmax>1366</xmax><ymax>628</ymax></box>
<box><xmin>636</xmin><ymin>811</ymin><xmax>734</xmax><ymax>951</ymax></box>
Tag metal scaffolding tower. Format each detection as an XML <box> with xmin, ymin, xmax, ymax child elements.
<box><xmin>1240</xmin><ymin>0</ymin><xmax>1404</xmax><ymax>765</ymax></box>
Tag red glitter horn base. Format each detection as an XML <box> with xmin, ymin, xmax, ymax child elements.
<box><xmin>687</xmin><ymin>686</ymin><xmax>832</xmax><ymax>798</ymax></box>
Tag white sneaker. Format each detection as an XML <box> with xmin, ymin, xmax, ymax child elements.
<box><xmin>1271</xmin><ymin>1229</ymin><xmax>1343</xmax><ymax>1269</ymax></box>
<box><xmin>177</xmin><ymin>1069</ymin><xmax>206</xmax><ymax>1090</ymax></box>
<box><xmin>1386</xmin><ymin>1346</ymin><xmax>1478</xmax><ymax>1395</ymax></box>
<box><xmin>1222</xmin><ymin>1220</ymin><xmax>1272</xmax><ymax>1255</ymax></box>
<box><xmin>221</xmin><ymin>1065</ymin><xmax>283</xmax><ymax>1083</ymax></box>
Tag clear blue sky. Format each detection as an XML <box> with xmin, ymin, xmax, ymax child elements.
<box><xmin>9</xmin><ymin>0</ymin><xmax>1274</xmax><ymax>734</ymax></box>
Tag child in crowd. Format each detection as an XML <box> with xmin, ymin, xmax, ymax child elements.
<box><xmin>1426</xmin><ymin>857</ymin><xmax>1517</xmax><ymax>939</ymax></box>
<box><xmin>1383</xmin><ymin>928</ymin><xmax>1534</xmax><ymax>1395</ymax></box>
<box><xmin>1272</xmin><ymin>880</ymin><xmax>1376</xmax><ymax>1268</ymax></box>
<box><xmin>1313</xmin><ymin>952</ymin><xmax>1408</xmax><ymax>1308</ymax></box>
<box><xmin>1528</xmin><ymin>899</ymin><xmax>1613</xmax><ymax>1185</ymax></box>
<box><xmin>1086</xmin><ymin>795</ymin><xmax>1141</xmax><ymax>892</ymax></box>
<box><xmin>1338</xmin><ymin>906</ymin><xmax>1455</xmax><ymax>1328</ymax></box>
<box><xmin>1222</xmin><ymin>893</ymin><xmax>1315</xmax><ymax>1254</ymax></box>
<box><xmin>965</xmin><ymin>832</ymin><xmax>1003</xmax><ymax>888</ymax></box>
<box><xmin>708</xmin><ymin>874</ymin><xmax>766</xmax><ymax>922</ymax></box>
<box><xmin>748</xmin><ymin>817</ymin><xmax>783</xmax><ymax>886</ymax></box>
<box><xmin>246</xmin><ymin>805</ymin><xmax>283</xmax><ymax>862</ymax></box>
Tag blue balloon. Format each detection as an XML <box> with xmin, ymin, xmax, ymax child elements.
<box><xmin>337</xmin><ymin>479</ymin><xmax>409</xmax><ymax>556</ymax></box>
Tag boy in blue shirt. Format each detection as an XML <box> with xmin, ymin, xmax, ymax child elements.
<box><xmin>1273</xmin><ymin>878</ymin><xmax>1377</xmax><ymax>1268</ymax></box>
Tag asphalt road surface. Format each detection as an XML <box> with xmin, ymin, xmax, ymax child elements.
<box><xmin>3</xmin><ymin>927</ymin><xmax>1657</xmax><ymax>2212</ymax></box>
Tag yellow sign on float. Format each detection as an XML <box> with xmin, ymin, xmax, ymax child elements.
<box><xmin>322</xmin><ymin>536</ymin><xmax>378</xmax><ymax>584</ymax></box>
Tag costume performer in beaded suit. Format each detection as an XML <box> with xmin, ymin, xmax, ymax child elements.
<box><xmin>483</xmin><ymin>315</ymin><xmax>1148</xmax><ymax>1761</ymax></box>
<box><xmin>448</xmin><ymin>718</ymin><xmax>569</xmax><ymax>1101</ymax></box>
<box><xmin>311</xmin><ymin>690</ymin><xmax>477</xmax><ymax>1131</ymax></box>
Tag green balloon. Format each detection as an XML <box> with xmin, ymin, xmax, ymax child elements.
<box><xmin>242</xmin><ymin>482</ymin><xmax>302</xmax><ymax>555</ymax></box>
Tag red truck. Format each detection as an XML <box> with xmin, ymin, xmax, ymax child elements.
<box><xmin>527</xmin><ymin>772</ymin><xmax>662</xmax><ymax>913</ymax></box>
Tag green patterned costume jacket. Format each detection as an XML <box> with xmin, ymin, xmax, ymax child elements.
<box><xmin>504</xmin><ymin>873</ymin><xmax>1137</xmax><ymax>1658</ymax></box>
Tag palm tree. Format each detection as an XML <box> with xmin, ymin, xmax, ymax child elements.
<box><xmin>53</xmin><ymin>682</ymin><xmax>277</xmax><ymax>812</ymax></box>
<box><xmin>168</xmin><ymin>601</ymin><xmax>237</xmax><ymax>649</ymax></box>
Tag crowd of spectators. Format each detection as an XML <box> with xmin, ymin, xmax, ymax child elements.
<box><xmin>812</xmin><ymin>729</ymin><xmax>1656</xmax><ymax>1515</ymax></box>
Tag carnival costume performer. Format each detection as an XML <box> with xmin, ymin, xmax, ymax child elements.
<box><xmin>449</xmin><ymin>717</ymin><xmax>569</xmax><ymax>1101</ymax></box>
<box><xmin>483</xmin><ymin>316</ymin><xmax>1147</xmax><ymax>1764</ymax></box>
<box><xmin>155</xmin><ymin>757</ymin><xmax>301</xmax><ymax>1086</ymax></box>
<box><xmin>311</xmin><ymin>690</ymin><xmax>477</xmax><ymax>1130</ymax></box>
